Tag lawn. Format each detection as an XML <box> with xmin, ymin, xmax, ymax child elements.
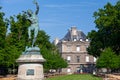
<box><xmin>46</xmin><ymin>74</ymin><xmax>102</xmax><ymax>80</ymax></box>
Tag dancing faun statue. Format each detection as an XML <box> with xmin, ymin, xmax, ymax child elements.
<box><xmin>25</xmin><ymin>0</ymin><xmax>39</xmax><ymax>47</ymax></box>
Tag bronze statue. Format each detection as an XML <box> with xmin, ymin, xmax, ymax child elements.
<box><xmin>25</xmin><ymin>0</ymin><xmax>39</xmax><ymax>47</ymax></box>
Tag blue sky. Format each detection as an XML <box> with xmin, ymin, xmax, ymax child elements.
<box><xmin>1</xmin><ymin>0</ymin><xmax>118</xmax><ymax>41</ymax></box>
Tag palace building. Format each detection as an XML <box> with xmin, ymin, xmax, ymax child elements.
<box><xmin>54</xmin><ymin>27</ymin><xmax>96</xmax><ymax>74</ymax></box>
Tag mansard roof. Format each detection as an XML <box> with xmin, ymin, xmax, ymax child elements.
<box><xmin>61</xmin><ymin>27</ymin><xmax>87</xmax><ymax>41</ymax></box>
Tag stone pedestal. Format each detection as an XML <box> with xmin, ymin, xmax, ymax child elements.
<box><xmin>16</xmin><ymin>47</ymin><xmax>45</xmax><ymax>80</ymax></box>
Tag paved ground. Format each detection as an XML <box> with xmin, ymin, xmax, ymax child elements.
<box><xmin>103</xmin><ymin>74</ymin><xmax>120</xmax><ymax>80</ymax></box>
<box><xmin>0</xmin><ymin>75</ymin><xmax>16</xmax><ymax>80</ymax></box>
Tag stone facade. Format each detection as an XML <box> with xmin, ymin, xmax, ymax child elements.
<box><xmin>54</xmin><ymin>27</ymin><xmax>96</xmax><ymax>74</ymax></box>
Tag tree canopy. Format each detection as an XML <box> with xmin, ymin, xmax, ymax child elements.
<box><xmin>96</xmin><ymin>47</ymin><xmax>120</xmax><ymax>69</ymax></box>
<box><xmin>0</xmin><ymin>8</ymin><xmax>67</xmax><ymax>73</ymax></box>
<box><xmin>87</xmin><ymin>1</ymin><xmax>120</xmax><ymax>57</ymax></box>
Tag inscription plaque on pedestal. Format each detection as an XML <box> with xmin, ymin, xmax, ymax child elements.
<box><xmin>27</xmin><ymin>69</ymin><xmax>34</xmax><ymax>75</ymax></box>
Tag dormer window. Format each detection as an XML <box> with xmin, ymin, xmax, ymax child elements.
<box><xmin>80</xmin><ymin>39</ymin><xmax>83</xmax><ymax>41</ymax></box>
<box><xmin>86</xmin><ymin>39</ymin><xmax>89</xmax><ymax>41</ymax></box>
<box><xmin>73</xmin><ymin>38</ymin><xmax>77</xmax><ymax>41</ymax></box>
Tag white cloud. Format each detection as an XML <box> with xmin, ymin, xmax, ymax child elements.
<box><xmin>44</xmin><ymin>4</ymin><xmax>82</xmax><ymax>8</ymax></box>
<box><xmin>43</xmin><ymin>2</ymin><xmax>97</xmax><ymax>8</ymax></box>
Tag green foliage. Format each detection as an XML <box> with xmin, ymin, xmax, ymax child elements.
<box><xmin>0</xmin><ymin>11</ymin><xmax>27</xmax><ymax>67</ymax></box>
<box><xmin>41</xmin><ymin>44</ymin><xmax>68</xmax><ymax>72</ymax></box>
<box><xmin>96</xmin><ymin>47</ymin><xmax>120</xmax><ymax>69</ymax></box>
<box><xmin>9</xmin><ymin>13</ymin><xmax>30</xmax><ymax>51</ymax></box>
<box><xmin>2</xmin><ymin>45</ymin><xmax>20</xmax><ymax>67</ymax></box>
<box><xmin>0</xmin><ymin>8</ymin><xmax>8</xmax><ymax>67</ymax></box>
<box><xmin>0</xmin><ymin>8</ymin><xmax>7</xmax><ymax>49</ymax></box>
<box><xmin>0</xmin><ymin>9</ymin><xmax>67</xmax><ymax>71</ymax></box>
<box><xmin>87</xmin><ymin>1</ymin><xmax>120</xmax><ymax>57</ymax></box>
<box><xmin>36</xmin><ymin>30</ymin><xmax>68</xmax><ymax>71</ymax></box>
<box><xmin>36</xmin><ymin>30</ymin><xmax>52</xmax><ymax>50</ymax></box>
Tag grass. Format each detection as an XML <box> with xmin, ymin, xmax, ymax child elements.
<box><xmin>46</xmin><ymin>74</ymin><xmax>102</xmax><ymax>80</ymax></box>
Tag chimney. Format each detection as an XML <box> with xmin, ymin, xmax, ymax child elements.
<box><xmin>71</xmin><ymin>26</ymin><xmax>77</xmax><ymax>35</ymax></box>
<box><xmin>54</xmin><ymin>38</ymin><xmax>59</xmax><ymax>45</ymax></box>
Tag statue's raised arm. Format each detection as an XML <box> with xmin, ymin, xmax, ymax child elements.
<box><xmin>33</xmin><ymin>0</ymin><xmax>39</xmax><ymax>15</ymax></box>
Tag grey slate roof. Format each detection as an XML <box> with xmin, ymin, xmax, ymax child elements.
<box><xmin>61</xmin><ymin>28</ymin><xmax>87</xmax><ymax>41</ymax></box>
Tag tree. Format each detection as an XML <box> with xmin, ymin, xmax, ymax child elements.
<box><xmin>0</xmin><ymin>7</ymin><xmax>7</xmax><ymax>49</ymax></box>
<box><xmin>1</xmin><ymin>13</ymin><xmax>30</xmax><ymax>69</ymax></box>
<box><xmin>87</xmin><ymin>1</ymin><xmax>120</xmax><ymax>57</ymax></box>
<box><xmin>0</xmin><ymin>7</ymin><xmax>8</xmax><ymax>67</ymax></box>
<box><xmin>36</xmin><ymin>26</ymin><xmax>68</xmax><ymax>72</ymax></box>
<box><xmin>42</xmin><ymin>49</ymin><xmax>68</xmax><ymax>73</ymax></box>
<box><xmin>96</xmin><ymin>48</ymin><xmax>119</xmax><ymax>72</ymax></box>
<box><xmin>39</xmin><ymin>34</ymin><xmax>68</xmax><ymax>72</ymax></box>
<box><xmin>8</xmin><ymin>13</ymin><xmax>30</xmax><ymax>51</ymax></box>
<box><xmin>0</xmin><ymin>10</ymin><xmax>67</xmax><ymax>73</ymax></box>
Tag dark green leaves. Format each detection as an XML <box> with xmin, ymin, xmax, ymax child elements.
<box><xmin>88</xmin><ymin>1</ymin><xmax>120</xmax><ymax>57</ymax></box>
<box><xmin>96</xmin><ymin>48</ymin><xmax>120</xmax><ymax>69</ymax></box>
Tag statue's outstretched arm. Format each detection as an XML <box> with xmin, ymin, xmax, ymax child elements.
<box><xmin>33</xmin><ymin>0</ymin><xmax>39</xmax><ymax>15</ymax></box>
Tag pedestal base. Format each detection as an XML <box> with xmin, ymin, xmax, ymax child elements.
<box><xmin>16</xmin><ymin>53</ymin><xmax>45</xmax><ymax>80</ymax></box>
<box><xmin>17</xmin><ymin>63</ymin><xmax>44</xmax><ymax>80</ymax></box>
